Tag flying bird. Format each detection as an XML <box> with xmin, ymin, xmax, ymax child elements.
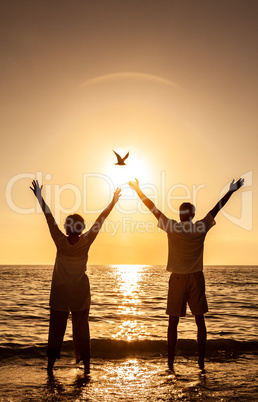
<box><xmin>113</xmin><ymin>150</ymin><xmax>129</xmax><ymax>165</ymax></box>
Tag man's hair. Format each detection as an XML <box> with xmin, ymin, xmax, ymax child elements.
<box><xmin>64</xmin><ymin>214</ymin><xmax>85</xmax><ymax>235</ymax></box>
<box><xmin>179</xmin><ymin>202</ymin><xmax>195</xmax><ymax>221</ymax></box>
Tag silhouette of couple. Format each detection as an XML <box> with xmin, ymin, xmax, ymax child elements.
<box><xmin>31</xmin><ymin>176</ymin><xmax>244</xmax><ymax>376</ymax></box>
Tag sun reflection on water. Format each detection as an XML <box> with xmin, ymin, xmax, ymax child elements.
<box><xmin>111</xmin><ymin>265</ymin><xmax>150</xmax><ymax>341</ymax></box>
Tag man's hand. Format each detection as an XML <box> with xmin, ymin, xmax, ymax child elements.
<box><xmin>30</xmin><ymin>180</ymin><xmax>43</xmax><ymax>198</ymax></box>
<box><xmin>112</xmin><ymin>187</ymin><xmax>122</xmax><ymax>204</ymax></box>
<box><xmin>229</xmin><ymin>178</ymin><xmax>244</xmax><ymax>192</ymax></box>
<box><xmin>210</xmin><ymin>177</ymin><xmax>245</xmax><ymax>218</ymax></box>
<box><xmin>128</xmin><ymin>178</ymin><xmax>140</xmax><ymax>192</ymax></box>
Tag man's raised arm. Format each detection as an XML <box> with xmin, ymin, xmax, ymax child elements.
<box><xmin>128</xmin><ymin>178</ymin><xmax>162</xmax><ymax>220</ymax></box>
<box><xmin>209</xmin><ymin>178</ymin><xmax>244</xmax><ymax>218</ymax></box>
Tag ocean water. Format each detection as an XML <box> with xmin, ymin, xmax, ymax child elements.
<box><xmin>0</xmin><ymin>265</ymin><xmax>257</xmax><ymax>401</ymax></box>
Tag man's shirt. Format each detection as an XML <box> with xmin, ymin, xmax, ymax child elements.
<box><xmin>158</xmin><ymin>212</ymin><xmax>215</xmax><ymax>274</ymax></box>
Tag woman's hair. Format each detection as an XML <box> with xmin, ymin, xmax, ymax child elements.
<box><xmin>64</xmin><ymin>214</ymin><xmax>85</xmax><ymax>235</ymax></box>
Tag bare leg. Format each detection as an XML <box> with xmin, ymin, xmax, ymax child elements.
<box><xmin>167</xmin><ymin>316</ymin><xmax>179</xmax><ymax>370</ymax></box>
<box><xmin>47</xmin><ymin>356</ymin><xmax>56</xmax><ymax>377</ymax></box>
<box><xmin>195</xmin><ymin>314</ymin><xmax>206</xmax><ymax>370</ymax></box>
<box><xmin>83</xmin><ymin>358</ymin><xmax>90</xmax><ymax>376</ymax></box>
<box><xmin>72</xmin><ymin>309</ymin><xmax>90</xmax><ymax>375</ymax></box>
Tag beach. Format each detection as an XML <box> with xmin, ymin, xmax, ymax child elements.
<box><xmin>0</xmin><ymin>265</ymin><xmax>257</xmax><ymax>401</ymax></box>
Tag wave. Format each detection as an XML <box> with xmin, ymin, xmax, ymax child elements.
<box><xmin>1</xmin><ymin>338</ymin><xmax>257</xmax><ymax>360</ymax></box>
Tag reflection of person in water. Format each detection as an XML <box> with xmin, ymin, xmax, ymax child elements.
<box><xmin>30</xmin><ymin>180</ymin><xmax>121</xmax><ymax>376</ymax></box>
<box><xmin>129</xmin><ymin>177</ymin><xmax>244</xmax><ymax>371</ymax></box>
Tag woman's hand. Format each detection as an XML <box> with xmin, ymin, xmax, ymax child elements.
<box><xmin>30</xmin><ymin>180</ymin><xmax>43</xmax><ymax>198</ymax></box>
<box><xmin>112</xmin><ymin>187</ymin><xmax>122</xmax><ymax>204</ymax></box>
<box><xmin>229</xmin><ymin>178</ymin><xmax>244</xmax><ymax>192</ymax></box>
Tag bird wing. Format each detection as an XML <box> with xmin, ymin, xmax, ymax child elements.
<box><xmin>122</xmin><ymin>152</ymin><xmax>129</xmax><ymax>162</ymax></box>
<box><xmin>113</xmin><ymin>150</ymin><xmax>122</xmax><ymax>163</ymax></box>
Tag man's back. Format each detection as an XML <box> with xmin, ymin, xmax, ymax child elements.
<box><xmin>158</xmin><ymin>212</ymin><xmax>215</xmax><ymax>273</ymax></box>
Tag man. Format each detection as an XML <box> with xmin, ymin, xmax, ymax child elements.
<box><xmin>128</xmin><ymin>177</ymin><xmax>244</xmax><ymax>371</ymax></box>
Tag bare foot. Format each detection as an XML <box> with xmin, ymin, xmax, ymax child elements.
<box><xmin>168</xmin><ymin>359</ymin><xmax>174</xmax><ymax>371</ymax></box>
<box><xmin>47</xmin><ymin>356</ymin><xmax>56</xmax><ymax>377</ymax></box>
<box><xmin>198</xmin><ymin>358</ymin><xmax>205</xmax><ymax>371</ymax></box>
<box><xmin>84</xmin><ymin>360</ymin><xmax>90</xmax><ymax>376</ymax></box>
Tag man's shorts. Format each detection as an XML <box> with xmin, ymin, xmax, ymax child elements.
<box><xmin>166</xmin><ymin>271</ymin><xmax>208</xmax><ymax>317</ymax></box>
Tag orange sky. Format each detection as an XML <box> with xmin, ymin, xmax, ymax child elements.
<box><xmin>1</xmin><ymin>0</ymin><xmax>257</xmax><ymax>265</ymax></box>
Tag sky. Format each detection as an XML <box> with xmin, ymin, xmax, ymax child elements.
<box><xmin>1</xmin><ymin>0</ymin><xmax>257</xmax><ymax>265</ymax></box>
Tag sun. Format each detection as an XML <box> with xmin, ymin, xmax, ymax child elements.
<box><xmin>106</xmin><ymin>147</ymin><xmax>152</xmax><ymax>196</ymax></box>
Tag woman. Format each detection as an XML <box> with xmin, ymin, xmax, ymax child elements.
<box><xmin>30</xmin><ymin>180</ymin><xmax>121</xmax><ymax>376</ymax></box>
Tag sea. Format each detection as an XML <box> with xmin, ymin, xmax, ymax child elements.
<box><xmin>0</xmin><ymin>265</ymin><xmax>257</xmax><ymax>401</ymax></box>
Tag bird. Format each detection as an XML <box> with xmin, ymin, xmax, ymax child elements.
<box><xmin>113</xmin><ymin>150</ymin><xmax>129</xmax><ymax>165</ymax></box>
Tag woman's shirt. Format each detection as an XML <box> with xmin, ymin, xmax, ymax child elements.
<box><xmin>45</xmin><ymin>213</ymin><xmax>96</xmax><ymax>312</ymax></box>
